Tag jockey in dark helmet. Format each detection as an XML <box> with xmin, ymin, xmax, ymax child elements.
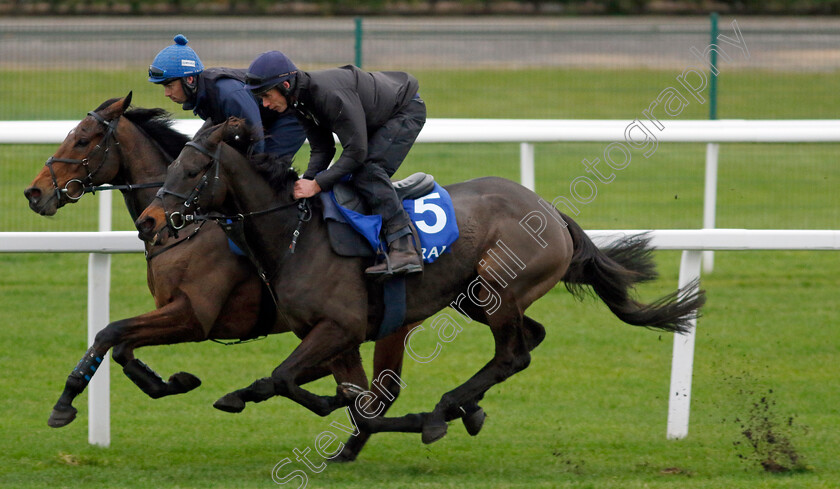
<box><xmin>245</xmin><ymin>50</ymin><xmax>427</xmax><ymax>278</ymax></box>
<box><xmin>148</xmin><ymin>35</ymin><xmax>305</xmax><ymax>158</ymax></box>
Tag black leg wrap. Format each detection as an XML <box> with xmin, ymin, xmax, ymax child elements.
<box><xmin>67</xmin><ymin>347</ymin><xmax>104</xmax><ymax>393</ymax></box>
<box><xmin>123</xmin><ymin>358</ymin><xmax>168</xmax><ymax>399</ymax></box>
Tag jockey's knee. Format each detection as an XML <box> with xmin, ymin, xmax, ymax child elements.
<box><xmin>354</xmin><ymin>163</ymin><xmax>389</xmax><ymax>184</ymax></box>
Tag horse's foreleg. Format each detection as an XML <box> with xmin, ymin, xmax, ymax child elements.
<box><xmin>48</xmin><ymin>346</ymin><xmax>108</xmax><ymax>428</ymax></box>
<box><xmin>212</xmin><ymin>358</ymin><xmax>354</xmax><ymax>415</ymax></box>
<box><xmin>48</xmin><ymin>297</ymin><xmax>205</xmax><ymax>427</ymax></box>
<box><xmin>109</xmin><ymin>296</ymin><xmax>205</xmax><ymax>399</ymax></box>
<box><xmin>333</xmin><ymin>324</ymin><xmax>411</xmax><ymax>462</ymax></box>
<box><xmin>215</xmin><ymin>319</ymin><xmax>363</xmax><ymax>416</ymax></box>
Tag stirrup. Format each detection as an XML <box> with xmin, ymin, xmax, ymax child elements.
<box><xmin>364</xmin><ymin>246</ymin><xmax>395</xmax><ymax>278</ymax></box>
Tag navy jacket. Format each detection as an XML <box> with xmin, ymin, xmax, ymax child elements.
<box><xmin>185</xmin><ymin>68</ymin><xmax>305</xmax><ymax>157</ymax></box>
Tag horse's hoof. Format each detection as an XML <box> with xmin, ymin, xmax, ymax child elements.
<box><xmin>48</xmin><ymin>406</ymin><xmax>77</xmax><ymax>428</ymax></box>
<box><xmin>462</xmin><ymin>406</ymin><xmax>486</xmax><ymax>436</ymax></box>
<box><xmin>421</xmin><ymin>420</ymin><xmax>448</xmax><ymax>445</ymax></box>
<box><xmin>213</xmin><ymin>394</ymin><xmax>246</xmax><ymax>413</ymax></box>
<box><xmin>168</xmin><ymin>372</ymin><xmax>202</xmax><ymax>394</ymax></box>
<box><xmin>329</xmin><ymin>446</ymin><xmax>357</xmax><ymax>463</ymax></box>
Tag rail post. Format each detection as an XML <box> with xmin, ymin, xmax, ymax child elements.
<box><xmin>87</xmin><ymin>189</ymin><xmax>112</xmax><ymax>446</ymax></box>
<box><xmin>666</xmin><ymin>249</ymin><xmax>702</xmax><ymax>439</ymax></box>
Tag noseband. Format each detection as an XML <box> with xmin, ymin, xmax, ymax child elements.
<box><xmin>154</xmin><ymin>141</ymin><xmax>221</xmax><ymax>238</ymax></box>
<box><xmin>44</xmin><ymin>110</ymin><xmax>121</xmax><ymax>201</ymax></box>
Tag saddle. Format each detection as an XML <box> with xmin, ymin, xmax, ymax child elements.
<box><xmin>320</xmin><ymin>172</ymin><xmax>436</xmax><ymax>258</ymax></box>
<box><xmin>320</xmin><ymin>172</ymin><xmax>440</xmax><ymax>340</ymax></box>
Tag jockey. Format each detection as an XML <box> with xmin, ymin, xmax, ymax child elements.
<box><xmin>148</xmin><ymin>35</ymin><xmax>305</xmax><ymax>158</ymax></box>
<box><xmin>244</xmin><ymin>50</ymin><xmax>427</xmax><ymax>278</ymax></box>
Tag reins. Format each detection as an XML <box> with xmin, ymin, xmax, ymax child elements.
<box><xmin>161</xmin><ymin>140</ymin><xmax>311</xmax><ymax>255</ymax></box>
<box><xmin>154</xmin><ymin>141</ymin><xmax>222</xmax><ymax>239</ymax></box>
<box><xmin>83</xmin><ymin>181</ymin><xmax>164</xmax><ymax>194</ymax></box>
<box><xmin>192</xmin><ymin>199</ymin><xmax>308</xmax><ymax>235</ymax></box>
<box><xmin>193</xmin><ymin>199</ymin><xmax>311</xmax><ymax>311</ymax></box>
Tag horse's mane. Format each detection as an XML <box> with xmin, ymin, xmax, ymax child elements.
<box><xmin>250</xmin><ymin>153</ymin><xmax>299</xmax><ymax>192</ymax></box>
<box><xmin>201</xmin><ymin>119</ymin><xmax>300</xmax><ymax>193</ymax></box>
<box><xmin>95</xmin><ymin>98</ymin><xmax>191</xmax><ymax>161</ymax></box>
<box><xmin>124</xmin><ymin>108</ymin><xmax>190</xmax><ymax>161</ymax></box>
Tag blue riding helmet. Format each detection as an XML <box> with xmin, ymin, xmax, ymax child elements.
<box><xmin>148</xmin><ymin>34</ymin><xmax>205</xmax><ymax>84</ymax></box>
<box><xmin>245</xmin><ymin>51</ymin><xmax>298</xmax><ymax>95</ymax></box>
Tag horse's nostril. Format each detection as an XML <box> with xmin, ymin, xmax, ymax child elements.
<box><xmin>24</xmin><ymin>187</ymin><xmax>41</xmax><ymax>202</ymax></box>
<box><xmin>136</xmin><ymin>216</ymin><xmax>154</xmax><ymax>234</ymax></box>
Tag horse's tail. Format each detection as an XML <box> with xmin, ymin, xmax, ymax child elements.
<box><xmin>559</xmin><ymin>213</ymin><xmax>705</xmax><ymax>334</ymax></box>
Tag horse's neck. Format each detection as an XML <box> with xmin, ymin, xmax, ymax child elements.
<box><xmin>116</xmin><ymin>122</ymin><xmax>170</xmax><ymax>220</ymax></box>
<box><xmin>224</xmin><ymin>150</ymin><xmax>294</xmax><ymax>226</ymax></box>
<box><xmin>223</xmin><ymin>148</ymin><xmax>301</xmax><ymax>270</ymax></box>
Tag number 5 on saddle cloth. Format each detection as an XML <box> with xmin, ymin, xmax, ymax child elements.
<box><xmin>320</xmin><ymin>172</ymin><xmax>459</xmax><ymax>263</ymax></box>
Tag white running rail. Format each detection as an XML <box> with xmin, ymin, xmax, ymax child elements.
<box><xmin>3</xmin><ymin>228</ymin><xmax>839</xmax><ymax>444</ymax></box>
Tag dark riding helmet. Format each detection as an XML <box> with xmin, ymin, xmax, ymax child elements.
<box><xmin>245</xmin><ymin>51</ymin><xmax>298</xmax><ymax>96</ymax></box>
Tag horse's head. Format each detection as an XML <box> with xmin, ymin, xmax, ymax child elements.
<box><xmin>24</xmin><ymin>93</ymin><xmax>133</xmax><ymax>216</ymax></box>
<box><xmin>135</xmin><ymin>118</ymin><xmax>248</xmax><ymax>243</ymax></box>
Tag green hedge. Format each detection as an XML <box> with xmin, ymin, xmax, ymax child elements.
<box><xmin>2</xmin><ymin>0</ymin><xmax>840</xmax><ymax>15</ymax></box>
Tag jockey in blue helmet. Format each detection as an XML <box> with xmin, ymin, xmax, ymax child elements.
<box><xmin>148</xmin><ymin>34</ymin><xmax>204</xmax><ymax>102</ymax></box>
<box><xmin>149</xmin><ymin>35</ymin><xmax>305</xmax><ymax>158</ymax></box>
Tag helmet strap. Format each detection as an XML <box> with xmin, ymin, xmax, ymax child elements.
<box><xmin>278</xmin><ymin>74</ymin><xmax>297</xmax><ymax>98</ymax></box>
<box><xmin>181</xmin><ymin>76</ymin><xmax>198</xmax><ymax>102</ymax></box>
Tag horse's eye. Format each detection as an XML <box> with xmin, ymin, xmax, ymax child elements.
<box><xmin>186</xmin><ymin>169</ymin><xmax>200</xmax><ymax>178</ymax></box>
<box><xmin>75</xmin><ymin>139</ymin><xmax>90</xmax><ymax>148</ymax></box>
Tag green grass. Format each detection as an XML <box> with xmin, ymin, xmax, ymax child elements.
<box><xmin>1</xmin><ymin>67</ymin><xmax>839</xmax><ymax>488</ymax></box>
<box><xmin>1</xmin><ymin>251</ymin><xmax>837</xmax><ymax>488</ymax></box>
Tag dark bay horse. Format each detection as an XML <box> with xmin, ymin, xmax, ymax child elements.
<box><xmin>136</xmin><ymin>119</ymin><xmax>705</xmax><ymax>445</ymax></box>
<box><xmin>24</xmin><ymin>95</ymin><xmax>412</xmax><ymax>460</ymax></box>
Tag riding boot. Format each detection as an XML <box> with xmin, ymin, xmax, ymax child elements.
<box><xmin>365</xmin><ymin>233</ymin><xmax>423</xmax><ymax>278</ymax></box>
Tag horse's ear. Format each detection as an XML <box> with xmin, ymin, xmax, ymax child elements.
<box><xmin>219</xmin><ymin>117</ymin><xmax>253</xmax><ymax>153</ymax></box>
<box><xmin>101</xmin><ymin>92</ymin><xmax>132</xmax><ymax>119</ymax></box>
<box><xmin>207</xmin><ymin>120</ymin><xmax>228</xmax><ymax>145</ymax></box>
<box><xmin>122</xmin><ymin>91</ymin><xmax>133</xmax><ymax>112</ymax></box>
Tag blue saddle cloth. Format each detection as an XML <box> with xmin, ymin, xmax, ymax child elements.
<box><xmin>320</xmin><ymin>182</ymin><xmax>459</xmax><ymax>263</ymax></box>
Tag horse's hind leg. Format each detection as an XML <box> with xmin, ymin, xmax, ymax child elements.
<box><xmin>522</xmin><ymin>315</ymin><xmax>546</xmax><ymax>351</ymax></box>
<box><xmin>434</xmin><ymin>316</ymin><xmax>543</xmax><ymax>438</ymax></box>
<box><xmin>422</xmin><ymin>300</ymin><xmax>532</xmax><ymax>444</ymax></box>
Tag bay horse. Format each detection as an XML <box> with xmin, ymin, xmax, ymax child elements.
<box><xmin>23</xmin><ymin>95</ymin><xmax>413</xmax><ymax>460</ymax></box>
<box><xmin>135</xmin><ymin>119</ymin><xmax>705</xmax><ymax>445</ymax></box>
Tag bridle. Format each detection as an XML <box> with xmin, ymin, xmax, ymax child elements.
<box><xmin>152</xmin><ymin>138</ymin><xmax>312</xmax><ymax>312</ymax></box>
<box><xmin>154</xmin><ymin>140</ymin><xmax>222</xmax><ymax>239</ymax></box>
<box><xmin>44</xmin><ymin>110</ymin><xmax>122</xmax><ymax>202</ymax></box>
<box><xmin>155</xmin><ymin>139</ymin><xmax>310</xmax><ymax>241</ymax></box>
